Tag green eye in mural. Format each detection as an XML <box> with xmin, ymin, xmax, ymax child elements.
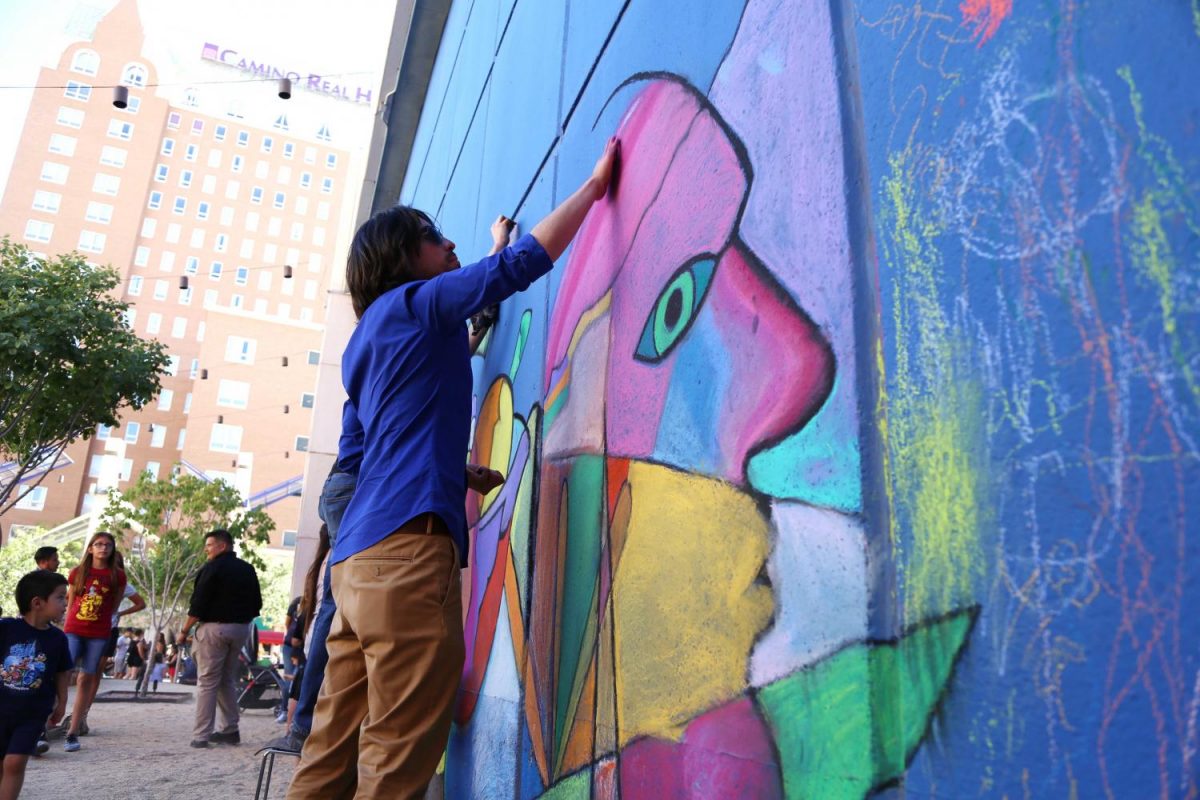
<box><xmin>634</xmin><ymin>255</ymin><xmax>717</xmax><ymax>363</ymax></box>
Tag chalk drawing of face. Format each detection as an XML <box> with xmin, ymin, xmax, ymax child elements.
<box><xmin>520</xmin><ymin>78</ymin><xmax>836</xmax><ymax>782</ymax></box>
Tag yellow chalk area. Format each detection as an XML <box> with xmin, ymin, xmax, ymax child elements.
<box><xmin>611</xmin><ymin>463</ymin><xmax>772</xmax><ymax>746</ymax></box>
<box><xmin>473</xmin><ymin>378</ymin><xmax>514</xmax><ymax>515</ymax></box>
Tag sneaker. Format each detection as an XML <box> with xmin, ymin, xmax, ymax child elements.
<box><xmin>64</xmin><ymin>735</ymin><xmax>81</xmax><ymax>752</ymax></box>
<box><xmin>210</xmin><ymin>730</ymin><xmax>240</xmax><ymax>745</ymax></box>
<box><xmin>189</xmin><ymin>740</ymin><xmax>210</xmax><ymax>749</ymax></box>
<box><xmin>35</xmin><ymin>738</ymin><xmax>49</xmax><ymax>756</ymax></box>
<box><xmin>274</xmin><ymin>710</ymin><xmax>288</xmax><ymax>724</ymax></box>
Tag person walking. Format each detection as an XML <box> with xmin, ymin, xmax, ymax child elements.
<box><xmin>285</xmin><ymin>138</ymin><xmax>618</xmax><ymax>799</ymax></box>
<box><xmin>62</xmin><ymin>532</ymin><xmax>126</xmax><ymax>752</ymax></box>
<box><xmin>176</xmin><ymin>529</ymin><xmax>261</xmax><ymax>749</ymax></box>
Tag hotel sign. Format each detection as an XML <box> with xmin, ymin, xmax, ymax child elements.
<box><xmin>201</xmin><ymin>42</ymin><xmax>374</xmax><ymax>105</ymax></box>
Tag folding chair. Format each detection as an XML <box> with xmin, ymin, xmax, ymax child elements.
<box><xmin>254</xmin><ymin>745</ymin><xmax>300</xmax><ymax>799</ymax></box>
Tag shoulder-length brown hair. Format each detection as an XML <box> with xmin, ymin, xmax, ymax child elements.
<box><xmin>70</xmin><ymin>531</ymin><xmax>123</xmax><ymax>596</ymax></box>
<box><xmin>346</xmin><ymin>205</ymin><xmax>433</xmax><ymax>319</ymax></box>
<box><xmin>299</xmin><ymin>524</ymin><xmax>331</xmax><ymax>620</ymax></box>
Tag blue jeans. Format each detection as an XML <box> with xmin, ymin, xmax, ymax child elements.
<box><xmin>291</xmin><ymin>468</ymin><xmax>355</xmax><ymax>736</ymax></box>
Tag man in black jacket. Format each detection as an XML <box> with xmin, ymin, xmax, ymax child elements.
<box><xmin>177</xmin><ymin>529</ymin><xmax>262</xmax><ymax>748</ymax></box>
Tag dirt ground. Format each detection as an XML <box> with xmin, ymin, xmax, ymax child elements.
<box><xmin>19</xmin><ymin>677</ymin><xmax>298</xmax><ymax>800</ymax></box>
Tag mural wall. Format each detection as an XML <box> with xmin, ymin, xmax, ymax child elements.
<box><xmin>396</xmin><ymin>0</ymin><xmax>1199</xmax><ymax>796</ymax></box>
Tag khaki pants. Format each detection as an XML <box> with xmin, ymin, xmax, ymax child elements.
<box><xmin>192</xmin><ymin>622</ymin><xmax>249</xmax><ymax>741</ymax></box>
<box><xmin>286</xmin><ymin>529</ymin><xmax>464</xmax><ymax>800</ymax></box>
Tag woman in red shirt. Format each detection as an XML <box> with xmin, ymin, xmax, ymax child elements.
<box><xmin>61</xmin><ymin>532</ymin><xmax>126</xmax><ymax>752</ymax></box>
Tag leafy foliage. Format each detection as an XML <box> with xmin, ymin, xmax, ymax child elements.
<box><xmin>0</xmin><ymin>238</ymin><xmax>169</xmax><ymax>512</ymax></box>
<box><xmin>0</xmin><ymin>532</ymin><xmax>81</xmax><ymax>616</ymax></box>
<box><xmin>100</xmin><ymin>471</ymin><xmax>275</xmax><ymax>648</ymax></box>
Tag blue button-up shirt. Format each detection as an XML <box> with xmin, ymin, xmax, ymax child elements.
<box><xmin>331</xmin><ymin>233</ymin><xmax>553</xmax><ymax>566</ymax></box>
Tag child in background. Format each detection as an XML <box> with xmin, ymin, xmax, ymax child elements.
<box><xmin>0</xmin><ymin>570</ymin><xmax>71</xmax><ymax>800</ymax></box>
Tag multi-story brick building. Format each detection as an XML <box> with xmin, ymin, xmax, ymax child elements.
<box><xmin>0</xmin><ymin>0</ymin><xmax>363</xmax><ymax>551</ymax></box>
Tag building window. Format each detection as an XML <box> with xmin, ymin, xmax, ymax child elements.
<box><xmin>85</xmin><ymin>201</ymin><xmax>113</xmax><ymax>224</ymax></box>
<box><xmin>15</xmin><ymin>486</ymin><xmax>48</xmax><ymax>512</ymax></box>
<box><xmin>179</xmin><ymin>170</ymin><xmax>192</xmax><ymax>188</ymax></box>
<box><xmin>299</xmin><ymin>171</ymin><xmax>311</xmax><ymax>188</ymax></box>
<box><xmin>224</xmin><ymin>336</ymin><xmax>256</xmax><ymax>364</ymax></box>
<box><xmin>78</xmin><ymin>230</ymin><xmax>106</xmax><ymax>254</ymax></box>
<box><xmin>183</xmin><ymin>393</ymin><xmax>193</xmax><ymax>414</ymax></box>
<box><xmin>300</xmin><ymin>392</ymin><xmax>314</xmax><ymax>409</ymax></box>
<box><xmin>185</xmin><ymin>144</ymin><xmax>198</xmax><ymax>162</ymax></box>
<box><xmin>64</xmin><ymin>81</ymin><xmax>91</xmax><ymax>101</ymax></box>
<box><xmin>326</xmin><ymin>153</ymin><xmax>337</xmax><ymax>169</ymax></box>
<box><xmin>321</xmin><ymin>177</ymin><xmax>333</xmax><ymax>194</ymax></box>
<box><xmin>255</xmin><ymin>160</ymin><xmax>269</xmax><ymax>179</ymax></box>
<box><xmin>177</xmin><ymin>428</ymin><xmax>187</xmax><ymax>449</ymax></box>
<box><xmin>99</xmin><ymin>146</ymin><xmax>127</xmax><ymax>168</ymax></box>
<box><xmin>307</xmin><ymin>350</ymin><xmax>320</xmax><ymax>365</ymax></box>
<box><xmin>277</xmin><ymin>165</ymin><xmax>291</xmax><ymax>185</ymax></box>
<box><xmin>273</xmin><ymin>191</ymin><xmax>286</xmax><ymax>209</ymax></box>
<box><xmin>123</xmin><ymin>308</ymin><xmax>136</xmax><ymax>327</ymax></box>
<box><xmin>261</xmin><ymin>136</ymin><xmax>273</xmax><ymax>153</ymax></box>
<box><xmin>56</xmin><ymin>106</ymin><xmax>84</xmax><ymax>129</ymax></box>
<box><xmin>173</xmin><ymin>197</ymin><xmax>186</xmax><ymax>215</ymax></box>
<box><xmin>234</xmin><ymin>266</ymin><xmax>249</xmax><ymax>286</ymax></box>
<box><xmin>283</xmin><ymin>142</ymin><xmax>294</xmax><ymax>159</ymax></box>
<box><xmin>203</xmin><ymin>289</ymin><xmax>217</xmax><ymax>307</ymax></box>
<box><xmin>191</xmin><ymin>119</ymin><xmax>204</xmax><ymax>135</ymax></box>
<box><xmin>32</xmin><ymin>191</ymin><xmax>61</xmax><ymax>214</ymax></box>
<box><xmin>145</xmin><ymin>312</ymin><xmax>161</xmax><ymax>334</ymax></box>
<box><xmin>237</xmin><ymin>131</ymin><xmax>249</xmax><ymax>147</ymax></box>
<box><xmin>48</xmin><ymin>134</ymin><xmax>77</xmax><ymax>156</ymax></box>
<box><xmin>148</xmin><ymin>191</ymin><xmax>163</xmax><ymax>209</ymax></box>
<box><xmin>251</xmin><ymin>187</ymin><xmax>263</xmax><ymax>205</ymax></box>
<box><xmin>272</xmin><ymin>114</ymin><xmax>288</xmax><ymax>131</ymax></box>
<box><xmin>209</xmin><ymin>423</ymin><xmax>243</xmax><ymax>453</ymax></box>
<box><xmin>170</xmin><ymin>316</ymin><xmax>186</xmax><ymax>338</ymax></box>
<box><xmin>128</xmin><ymin>275</ymin><xmax>143</xmax><ymax>296</ymax></box>
<box><xmin>167</xmin><ymin>112</ymin><xmax>181</xmax><ymax>129</ymax></box>
<box><xmin>245</xmin><ymin>211</ymin><xmax>259</xmax><ymax>232</ymax></box>
<box><xmin>289</xmin><ymin>222</ymin><xmax>304</xmax><ymax>242</ymax></box>
<box><xmin>232</xmin><ymin>155</ymin><xmax>244</xmax><ymax>173</ymax></box>
<box><xmin>71</xmin><ymin>49</ymin><xmax>100</xmax><ymax>76</ymax></box>
<box><xmin>40</xmin><ymin>161</ymin><xmax>69</xmax><ymax>184</ymax></box>
<box><xmin>202</xmin><ymin>175</ymin><xmax>217</xmax><ymax>194</ymax></box>
<box><xmin>151</xmin><ymin>425</ymin><xmax>167</xmax><ymax>448</ymax></box>
<box><xmin>96</xmin><ymin>424</ymin><xmax>111</xmax><ymax>441</ymax></box>
<box><xmin>24</xmin><ymin>220</ymin><xmax>53</xmax><ymax>243</ymax></box>
<box><xmin>282</xmin><ymin>530</ymin><xmax>298</xmax><ymax>547</ymax></box>
<box><xmin>315</xmin><ymin>124</ymin><xmax>331</xmax><ymax>142</ymax></box>
<box><xmin>159</xmin><ymin>251</ymin><xmax>175</xmax><ymax>271</ymax></box>
<box><xmin>157</xmin><ymin>388</ymin><xmax>173</xmax><ymax>410</ymax></box>
<box><xmin>179</xmin><ymin>287</ymin><xmax>192</xmax><ymax>306</ymax></box>
<box><xmin>304</xmin><ymin>146</ymin><xmax>316</xmax><ymax>164</ymax></box>
<box><xmin>215</xmin><ymin>233</ymin><xmax>229</xmax><ymax>253</ymax></box>
<box><xmin>153</xmin><ymin>279</ymin><xmax>168</xmax><ymax>300</ymax></box>
<box><xmin>122</xmin><ymin>63</ymin><xmax>148</xmax><ymax>87</ymax></box>
<box><xmin>166</xmin><ymin>355</ymin><xmax>180</xmax><ymax>376</ymax></box>
<box><xmin>124</xmin><ymin>421</ymin><xmax>141</xmax><ymax>444</ymax></box>
<box><xmin>133</xmin><ymin>246</ymin><xmax>150</xmax><ymax>266</ymax></box>
<box><xmin>215</xmin><ymin>124</ymin><xmax>227</xmax><ymax>141</ymax></box>
<box><xmin>141</xmin><ymin>218</ymin><xmax>157</xmax><ymax>238</ymax></box>
<box><xmin>185</xmin><ymin>256</ymin><xmax>199</xmax><ymax>275</ymax></box>
<box><xmin>107</xmin><ymin>119</ymin><xmax>134</xmax><ymax>141</ymax></box>
<box><xmin>93</xmin><ymin>173</ymin><xmax>120</xmax><ymax>195</ymax></box>
<box><xmin>210</xmin><ymin>261</ymin><xmax>222</xmax><ymax>280</ymax></box>
<box><xmin>184</xmin><ymin>87</ymin><xmax>199</xmax><ymax>107</ymax></box>
<box><xmin>268</xmin><ymin>217</ymin><xmax>282</xmax><ymax>237</ymax></box>
<box><xmin>189</xmin><ymin>358</ymin><xmax>200</xmax><ymax>379</ymax></box>
<box><xmin>154</xmin><ymin>164</ymin><xmax>169</xmax><ymax>182</ymax></box>
<box><xmin>295</xmin><ymin>436</ymin><xmax>310</xmax><ymax>452</ymax></box>
<box><xmin>217</xmin><ymin>379</ymin><xmax>250</xmax><ymax>408</ymax></box>
<box><xmin>144</xmin><ymin>461</ymin><xmax>161</xmax><ymax>481</ymax></box>
<box><xmin>119</xmin><ymin>96</ymin><xmax>140</xmax><ymax>114</ymax></box>
<box><xmin>207</xmin><ymin>150</ymin><xmax>222</xmax><ymax>169</ymax></box>
<box><xmin>197</xmin><ymin>201</ymin><xmax>210</xmax><ymax>220</ymax></box>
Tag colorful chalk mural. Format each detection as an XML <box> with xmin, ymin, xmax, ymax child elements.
<box><xmin>395</xmin><ymin>0</ymin><xmax>1199</xmax><ymax>796</ymax></box>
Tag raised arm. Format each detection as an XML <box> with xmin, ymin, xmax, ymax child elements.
<box><xmin>530</xmin><ymin>137</ymin><xmax>619</xmax><ymax>261</ymax></box>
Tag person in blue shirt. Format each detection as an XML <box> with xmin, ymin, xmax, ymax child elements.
<box><xmin>1</xmin><ymin>570</ymin><xmax>71</xmax><ymax>800</ymax></box>
<box><xmin>286</xmin><ymin>138</ymin><xmax>619</xmax><ymax>800</ymax></box>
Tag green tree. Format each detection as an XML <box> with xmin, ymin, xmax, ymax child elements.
<box><xmin>0</xmin><ymin>238</ymin><xmax>169</xmax><ymax>513</ymax></box>
<box><xmin>101</xmin><ymin>471</ymin><xmax>275</xmax><ymax>693</ymax></box>
<box><xmin>0</xmin><ymin>532</ymin><xmax>81</xmax><ymax>616</ymax></box>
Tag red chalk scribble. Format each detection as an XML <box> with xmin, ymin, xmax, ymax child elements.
<box><xmin>960</xmin><ymin>0</ymin><xmax>1012</xmax><ymax>45</ymax></box>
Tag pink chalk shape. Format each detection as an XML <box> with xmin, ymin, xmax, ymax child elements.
<box><xmin>618</xmin><ymin>697</ymin><xmax>783</xmax><ymax>797</ymax></box>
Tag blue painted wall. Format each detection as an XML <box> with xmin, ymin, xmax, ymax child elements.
<box><xmin>394</xmin><ymin>0</ymin><xmax>1200</xmax><ymax>796</ymax></box>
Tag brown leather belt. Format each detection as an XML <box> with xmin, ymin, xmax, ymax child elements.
<box><xmin>393</xmin><ymin>512</ymin><xmax>450</xmax><ymax>537</ymax></box>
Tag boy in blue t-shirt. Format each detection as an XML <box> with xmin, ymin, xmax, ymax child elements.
<box><xmin>1</xmin><ymin>569</ymin><xmax>70</xmax><ymax>800</ymax></box>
